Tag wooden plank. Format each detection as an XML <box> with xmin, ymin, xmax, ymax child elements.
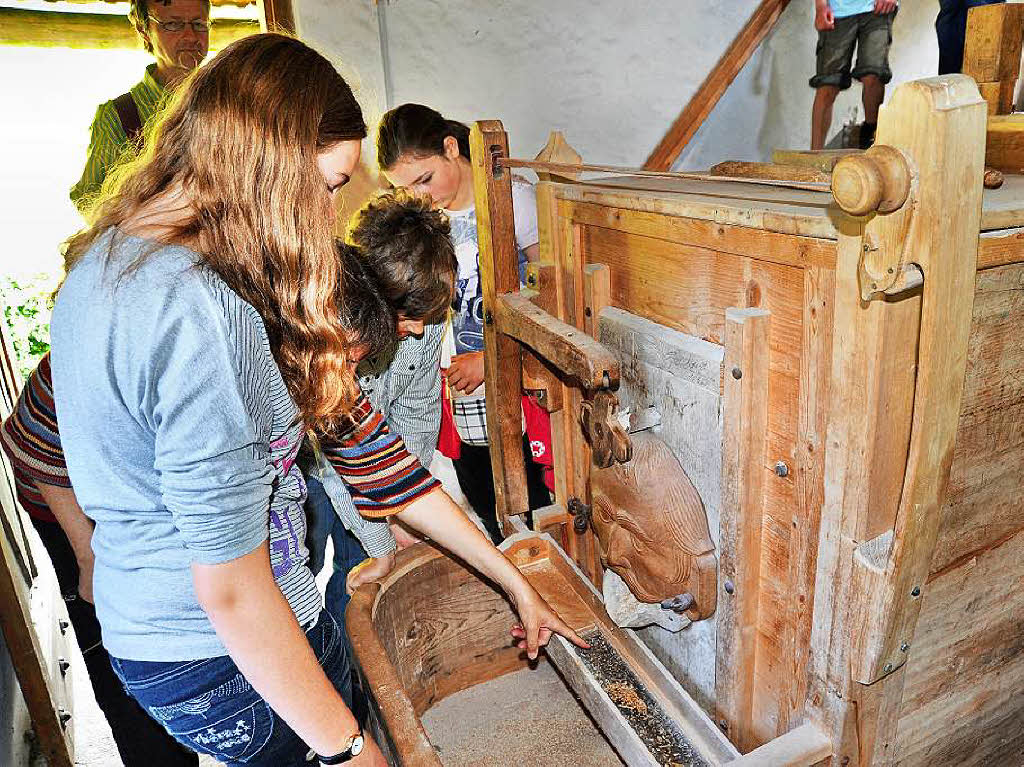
<box><xmin>710</xmin><ymin>161</ymin><xmax>830</xmax><ymax>184</ymax></box>
<box><xmin>256</xmin><ymin>0</ymin><xmax>294</xmax><ymax>33</ymax></box>
<box><xmin>521</xmin><ymin>264</ymin><xmax>564</xmax><ymax>412</ymax></box>
<box><xmin>565</xmin><ymin>200</ymin><xmax>837</xmax><ymax>270</ymax></box>
<box><xmin>494</xmin><ymin>291</ymin><xmax>619</xmax><ymax>391</ymax></box>
<box><xmin>716</xmin><ymin>308</ymin><xmax>771</xmax><ymax>754</ymax></box>
<box><xmin>643</xmin><ymin>0</ymin><xmax>794</xmax><ymax>171</ymax></box>
<box><xmin>977</xmin><ymin>226</ymin><xmax>1024</xmax><ymax>268</ymax></box>
<box><xmin>781</xmin><ymin>267</ymin><xmax>834</xmax><ymax>732</ymax></box>
<box><xmin>470</xmin><ymin>121</ymin><xmax>529</xmax><ymax>535</ymax></box>
<box><xmin>771</xmin><ymin>149</ymin><xmax>860</xmax><ymax>173</ymax></box>
<box><xmin>0</xmin><ymin>494</ymin><xmax>73</xmax><ymax>767</ymax></box>
<box><xmin>895</xmin><ymin>529</ymin><xmax>1024</xmax><ymax>767</ymax></box>
<box><xmin>724</xmin><ymin>723</ymin><xmax>832</xmax><ymax>766</ymax></box>
<box><xmin>0</xmin><ymin>7</ymin><xmax>257</xmax><ymax>49</ymax></box>
<box><xmin>930</xmin><ymin>262</ymin><xmax>1024</xmax><ymax>575</ymax></box>
<box><xmin>849</xmin><ymin>75</ymin><xmax>987</xmax><ymax>687</ymax></box>
<box><xmin>963</xmin><ymin>2</ymin><xmax>1024</xmax><ymax>82</ymax></box>
<box><xmin>985</xmin><ymin>114</ymin><xmax>1024</xmax><ymax>173</ymax></box>
<box><xmin>582</xmin><ymin>264</ymin><xmax>611</xmax><ymax>339</ymax></box>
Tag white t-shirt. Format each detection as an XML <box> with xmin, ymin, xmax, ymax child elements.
<box><xmin>444</xmin><ymin>176</ymin><xmax>539</xmax><ymax>356</ymax></box>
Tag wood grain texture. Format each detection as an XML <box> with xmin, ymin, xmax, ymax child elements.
<box><xmin>716</xmin><ymin>308</ymin><xmax>771</xmax><ymax>753</ymax></box>
<box><xmin>644</xmin><ymin>0</ymin><xmax>794</xmax><ymax>170</ymax></box>
<box><xmin>565</xmin><ymin>200</ymin><xmax>836</xmax><ymax>270</ymax></box>
<box><xmin>771</xmin><ymin>149</ymin><xmax>860</xmax><ymax>173</ymax></box>
<box><xmin>495</xmin><ymin>291</ymin><xmax>619</xmax><ymax>391</ymax></box>
<box><xmin>0</xmin><ymin>6</ymin><xmax>256</xmax><ymax>49</ymax></box>
<box><xmin>894</xmin><ymin>529</ymin><xmax>1024</xmax><ymax>766</ymax></box>
<box><xmin>724</xmin><ymin>722</ymin><xmax>832</xmax><ymax>766</ymax></box>
<box><xmin>930</xmin><ymin>262</ymin><xmax>1024</xmax><ymax>575</ymax></box>
<box><xmin>710</xmin><ymin>161</ymin><xmax>831</xmax><ymax>184</ymax></box>
<box><xmin>848</xmin><ymin>75</ymin><xmax>987</xmax><ymax>688</ymax></box>
<box><xmin>985</xmin><ymin>114</ymin><xmax>1024</xmax><ymax>173</ymax></box>
<box><xmin>963</xmin><ymin>2</ymin><xmax>1024</xmax><ymax>82</ymax></box>
<box><xmin>471</xmin><ymin>121</ymin><xmax>529</xmax><ymax>535</ymax></box>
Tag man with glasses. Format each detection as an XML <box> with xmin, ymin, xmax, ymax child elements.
<box><xmin>70</xmin><ymin>0</ymin><xmax>210</xmax><ymax>212</ymax></box>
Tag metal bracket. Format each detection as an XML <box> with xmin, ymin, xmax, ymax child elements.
<box><xmin>567</xmin><ymin>497</ymin><xmax>592</xmax><ymax>534</ymax></box>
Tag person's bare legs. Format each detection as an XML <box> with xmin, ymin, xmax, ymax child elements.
<box><xmin>860</xmin><ymin>74</ymin><xmax>884</xmax><ymax>148</ymax></box>
<box><xmin>811</xmin><ymin>85</ymin><xmax>840</xmax><ymax>150</ymax></box>
<box><xmin>861</xmin><ymin>74</ymin><xmax>884</xmax><ymax>124</ymax></box>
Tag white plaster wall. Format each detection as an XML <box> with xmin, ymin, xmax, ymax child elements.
<box><xmin>295</xmin><ymin>0</ymin><xmax>766</xmax><ymax>166</ymax></box>
<box><xmin>678</xmin><ymin>1</ymin><xmax>943</xmax><ymax>168</ymax></box>
<box><xmin>294</xmin><ymin>1</ymin><xmax>944</xmax><ymax>172</ymax></box>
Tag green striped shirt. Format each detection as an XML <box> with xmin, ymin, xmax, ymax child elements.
<box><xmin>70</xmin><ymin>64</ymin><xmax>167</xmax><ymax>214</ymax></box>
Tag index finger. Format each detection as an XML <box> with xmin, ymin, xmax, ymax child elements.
<box><xmin>548</xmin><ymin>613</ymin><xmax>590</xmax><ymax>649</ymax></box>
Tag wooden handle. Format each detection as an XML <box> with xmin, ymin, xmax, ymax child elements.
<box><xmin>832</xmin><ymin>145</ymin><xmax>911</xmax><ymax>216</ymax></box>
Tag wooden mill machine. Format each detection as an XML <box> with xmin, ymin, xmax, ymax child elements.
<box><xmin>350</xmin><ymin>64</ymin><xmax>1024</xmax><ymax>766</ymax></box>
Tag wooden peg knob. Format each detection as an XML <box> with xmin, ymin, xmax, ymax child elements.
<box><xmin>832</xmin><ymin>145</ymin><xmax>911</xmax><ymax>216</ymax></box>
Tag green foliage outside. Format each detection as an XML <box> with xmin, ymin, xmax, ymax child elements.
<box><xmin>1</xmin><ymin>273</ymin><xmax>58</xmax><ymax>382</ymax></box>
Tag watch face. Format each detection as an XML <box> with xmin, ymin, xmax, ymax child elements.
<box><xmin>350</xmin><ymin>735</ymin><xmax>364</xmax><ymax>757</ymax></box>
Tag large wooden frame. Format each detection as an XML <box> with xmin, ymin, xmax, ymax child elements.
<box><xmin>468</xmin><ymin>71</ymin><xmax>1024</xmax><ymax>766</ymax></box>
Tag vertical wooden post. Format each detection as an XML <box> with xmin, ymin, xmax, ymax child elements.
<box><xmin>471</xmin><ymin>121</ymin><xmax>529</xmax><ymax>535</ymax></box>
<box><xmin>257</xmin><ymin>0</ymin><xmax>295</xmax><ymax>33</ymax></box>
<box><xmin>809</xmin><ymin>75</ymin><xmax>987</xmax><ymax>764</ymax></box>
<box><xmin>716</xmin><ymin>307</ymin><xmax>771</xmax><ymax>753</ymax></box>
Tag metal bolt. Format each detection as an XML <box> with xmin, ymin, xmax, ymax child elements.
<box><xmin>58</xmin><ymin>708</ymin><xmax>71</xmax><ymax>729</ymax></box>
<box><xmin>58</xmin><ymin>658</ymin><xmax>70</xmax><ymax>677</ymax></box>
<box><xmin>774</xmin><ymin>460</ymin><xmax>790</xmax><ymax>478</ymax></box>
<box><xmin>584</xmin><ymin>306</ymin><xmax>592</xmax><ymax>317</ymax></box>
<box><xmin>731</xmin><ymin>367</ymin><xmax>743</xmax><ymax>380</ymax></box>
<box><xmin>718</xmin><ymin>719</ymin><xmax>729</xmax><ymax>732</ymax></box>
<box><xmin>724</xmin><ymin>580</ymin><xmax>735</xmax><ymax>595</ymax></box>
<box><xmin>883</xmin><ymin>663</ymin><xmax>893</xmax><ymax>673</ymax></box>
<box><xmin>911</xmin><ymin>585</ymin><xmax>921</xmax><ymax>597</ymax></box>
<box><xmin>900</xmin><ymin>642</ymin><xmax>910</xmax><ymax>652</ymax></box>
<box><xmin>484</xmin><ymin>309</ymin><xmax>494</xmax><ymax>326</ymax></box>
<box><xmin>58</xmin><ymin>619</ymin><xmax>69</xmax><ymax>635</ymax></box>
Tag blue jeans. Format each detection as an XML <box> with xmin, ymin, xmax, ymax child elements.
<box><xmin>937</xmin><ymin>0</ymin><xmax>1005</xmax><ymax>74</ymax></box>
<box><xmin>110</xmin><ymin>610</ymin><xmax>351</xmax><ymax>765</ymax></box>
<box><xmin>305</xmin><ymin>476</ymin><xmax>371</xmax><ymax>636</ymax></box>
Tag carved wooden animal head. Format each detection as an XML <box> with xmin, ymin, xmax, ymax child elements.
<box><xmin>591</xmin><ymin>432</ymin><xmax>717</xmax><ymax>620</ymax></box>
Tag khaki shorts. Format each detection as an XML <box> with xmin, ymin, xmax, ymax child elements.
<box><xmin>810</xmin><ymin>11</ymin><xmax>896</xmax><ymax>90</ymax></box>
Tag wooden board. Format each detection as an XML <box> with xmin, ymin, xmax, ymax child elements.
<box><xmin>716</xmin><ymin>309</ymin><xmax>770</xmax><ymax>753</ymax></box>
<box><xmin>0</xmin><ymin>6</ymin><xmax>257</xmax><ymax>49</ymax></box>
<box><xmin>894</xmin><ymin>528</ymin><xmax>1024</xmax><ymax>766</ymax></box>
<box><xmin>930</xmin><ymin>262</ymin><xmax>1024</xmax><ymax>576</ymax></box>
<box><xmin>551</xmin><ymin>172</ymin><xmax>1024</xmax><ymax>236</ymax></box>
<box><xmin>963</xmin><ymin>2</ymin><xmax>1024</xmax><ymax>82</ymax></box>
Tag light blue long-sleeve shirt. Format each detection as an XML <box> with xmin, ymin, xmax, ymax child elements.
<box><xmin>51</xmin><ymin>229</ymin><xmax>319</xmax><ymax>660</ymax></box>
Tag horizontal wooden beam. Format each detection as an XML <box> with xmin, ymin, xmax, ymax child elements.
<box><xmin>0</xmin><ymin>7</ymin><xmax>258</xmax><ymax>50</ymax></box>
<box><xmin>494</xmin><ymin>290</ymin><xmax>619</xmax><ymax>391</ymax></box>
<box><xmin>643</xmin><ymin>0</ymin><xmax>793</xmax><ymax>171</ymax></box>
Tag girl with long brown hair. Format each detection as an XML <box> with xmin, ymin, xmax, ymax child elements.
<box><xmin>49</xmin><ymin>34</ymin><xmax>583</xmax><ymax>766</ymax></box>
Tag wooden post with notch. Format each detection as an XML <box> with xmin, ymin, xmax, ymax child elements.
<box><xmin>471</xmin><ymin>121</ymin><xmax>530</xmax><ymax>535</ymax></box>
<box><xmin>715</xmin><ymin>307</ymin><xmax>771</xmax><ymax>754</ymax></box>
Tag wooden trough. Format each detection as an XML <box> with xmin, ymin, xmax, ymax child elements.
<box><xmin>347</xmin><ymin>532</ymin><xmax>743</xmax><ymax>766</ymax></box>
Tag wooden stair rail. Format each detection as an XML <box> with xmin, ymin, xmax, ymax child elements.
<box><xmin>643</xmin><ymin>0</ymin><xmax>793</xmax><ymax>171</ymax></box>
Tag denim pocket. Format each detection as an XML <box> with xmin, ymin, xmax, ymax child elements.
<box><xmin>113</xmin><ymin>657</ymin><xmax>274</xmax><ymax>762</ymax></box>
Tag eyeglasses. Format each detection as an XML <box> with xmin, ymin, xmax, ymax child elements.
<box><xmin>149</xmin><ymin>16</ymin><xmax>212</xmax><ymax>33</ymax></box>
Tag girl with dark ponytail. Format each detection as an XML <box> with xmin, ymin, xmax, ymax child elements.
<box><xmin>377</xmin><ymin>103</ymin><xmax>551</xmax><ymax>543</ymax></box>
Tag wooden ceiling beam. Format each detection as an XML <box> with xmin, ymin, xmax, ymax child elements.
<box><xmin>0</xmin><ymin>7</ymin><xmax>258</xmax><ymax>49</ymax></box>
<box><xmin>643</xmin><ymin>0</ymin><xmax>793</xmax><ymax>171</ymax></box>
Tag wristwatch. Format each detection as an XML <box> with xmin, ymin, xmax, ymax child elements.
<box><xmin>317</xmin><ymin>729</ymin><xmax>365</xmax><ymax>764</ymax></box>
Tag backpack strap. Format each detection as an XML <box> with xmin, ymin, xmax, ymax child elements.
<box><xmin>112</xmin><ymin>92</ymin><xmax>144</xmax><ymax>144</ymax></box>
